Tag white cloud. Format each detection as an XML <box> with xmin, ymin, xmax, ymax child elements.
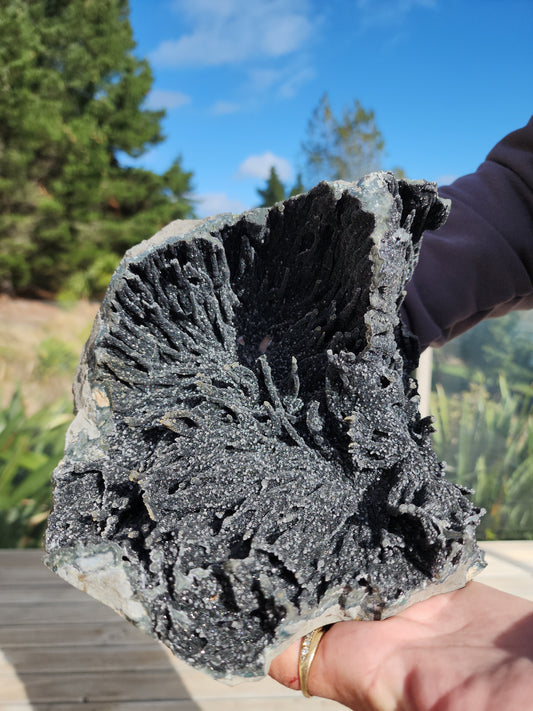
<box><xmin>151</xmin><ymin>0</ymin><xmax>313</xmax><ymax>67</ymax></box>
<box><xmin>248</xmin><ymin>68</ymin><xmax>281</xmax><ymax>92</ymax></box>
<box><xmin>246</xmin><ymin>62</ymin><xmax>315</xmax><ymax>99</ymax></box>
<box><xmin>195</xmin><ymin>193</ymin><xmax>247</xmax><ymax>218</ymax></box>
<box><xmin>237</xmin><ymin>152</ymin><xmax>293</xmax><ymax>182</ymax></box>
<box><xmin>211</xmin><ymin>100</ymin><xmax>240</xmax><ymax>116</ymax></box>
<box><xmin>145</xmin><ymin>89</ymin><xmax>191</xmax><ymax>110</ymax></box>
<box><xmin>278</xmin><ymin>66</ymin><xmax>316</xmax><ymax>98</ymax></box>
<box><xmin>355</xmin><ymin>0</ymin><xmax>437</xmax><ymax>27</ymax></box>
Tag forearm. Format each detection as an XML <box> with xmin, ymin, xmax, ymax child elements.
<box><xmin>402</xmin><ymin>116</ymin><xmax>533</xmax><ymax>349</ymax></box>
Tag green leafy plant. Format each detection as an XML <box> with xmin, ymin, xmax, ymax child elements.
<box><xmin>0</xmin><ymin>390</ymin><xmax>71</xmax><ymax>548</ymax></box>
<box><xmin>431</xmin><ymin>376</ymin><xmax>533</xmax><ymax>539</ymax></box>
<box><xmin>433</xmin><ymin>312</ymin><xmax>533</xmax><ymax>397</ymax></box>
<box><xmin>36</xmin><ymin>336</ymin><xmax>79</xmax><ymax>378</ymax></box>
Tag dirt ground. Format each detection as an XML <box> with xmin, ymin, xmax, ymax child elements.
<box><xmin>0</xmin><ymin>296</ymin><xmax>100</xmax><ymax>413</ymax></box>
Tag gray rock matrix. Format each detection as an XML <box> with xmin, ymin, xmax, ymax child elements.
<box><xmin>45</xmin><ymin>173</ymin><xmax>485</xmax><ymax>682</ymax></box>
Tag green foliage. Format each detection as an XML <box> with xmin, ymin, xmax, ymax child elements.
<box><xmin>0</xmin><ymin>391</ymin><xmax>72</xmax><ymax>548</ymax></box>
<box><xmin>289</xmin><ymin>173</ymin><xmax>305</xmax><ymax>197</ymax></box>
<box><xmin>301</xmin><ymin>93</ymin><xmax>385</xmax><ymax>184</ymax></box>
<box><xmin>256</xmin><ymin>168</ymin><xmax>306</xmax><ymax>207</ymax></box>
<box><xmin>36</xmin><ymin>336</ymin><xmax>79</xmax><ymax>378</ymax></box>
<box><xmin>432</xmin><ymin>313</ymin><xmax>533</xmax><ymax>540</ymax></box>
<box><xmin>257</xmin><ymin>167</ymin><xmax>286</xmax><ymax>207</ymax></box>
<box><xmin>392</xmin><ymin>166</ymin><xmax>408</xmax><ymax>180</ymax></box>
<box><xmin>434</xmin><ymin>313</ymin><xmax>533</xmax><ymax>397</ymax></box>
<box><xmin>0</xmin><ymin>0</ymin><xmax>195</xmax><ymax>298</ymax></box>
<box><xmin>458</xmin><ymin>313</ymin><xmax>533</xmax><ymax>394</ymax></box>
<box><xmin>432</xmin><ymin>377</ymin><xmax>533</xmax><ymax>540</ymax></box>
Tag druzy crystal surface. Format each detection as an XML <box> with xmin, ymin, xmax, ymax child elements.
<box><xmin>45</xmin><ymin>174</ymin><xmax>485</xmax><ymax>682</ymax></box>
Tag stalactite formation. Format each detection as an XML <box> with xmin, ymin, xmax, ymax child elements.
<box><xmin>45</xmin><ymin>174</ymin><xmax>485</xmax><ymax>682</ymax></box>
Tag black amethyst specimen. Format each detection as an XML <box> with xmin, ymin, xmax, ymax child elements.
<box><xmin>45</xmin><ymin>173</ymin><xmax>485</xmax><ymax>682</ymax></box>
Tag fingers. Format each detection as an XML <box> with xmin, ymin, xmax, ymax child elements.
<box><xmin>268</xmin><ymin>623</ymin><xmax>363</xmax><ymax>703</ymax></box>
<box><xmin>268</xmin><ymin>586</ymin><xmax>533</xmax><ymax>711</ymax></box>
<box><xmin>268</xmin><ymin>618</ymin><xmax>412</xmax><ymax>710</ymax></box>
<box><xmin>268</xmin><ymin>637</ymin><xmax>301</xmax><ymax>690</ymax></box>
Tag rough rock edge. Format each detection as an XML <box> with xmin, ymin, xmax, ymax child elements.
<box><xmin>45</xmin><ymin>173</ymin><xmax>486</xmax><ymax>683</ymax></box>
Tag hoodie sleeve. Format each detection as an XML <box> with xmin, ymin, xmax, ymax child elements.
<box><xmin>401</xmin><ymin>115</ymin><xmax>533</xmax><ymax>350</ymax></box>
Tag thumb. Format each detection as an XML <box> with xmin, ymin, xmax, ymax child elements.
<box><xmin>268</xmin><ymin>622</ymin><xmax>364</xmax><ymax>705</ymax></box>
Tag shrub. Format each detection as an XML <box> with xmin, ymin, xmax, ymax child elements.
<box><xmin>36</xmin><ymin>336</ymin><xmax>79</xmax><ymax>378</ymax></box>
<box><xmin>0</xmin><ymin>390</ymin><xmax>71</xmax><ymax>548</ymax></box>
<box><xmin>431</xmin><ymin>376</ymin><xmax>533</xmax><ymax>539</ymax></box>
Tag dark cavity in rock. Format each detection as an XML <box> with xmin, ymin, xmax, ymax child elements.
<box><xmin>45</xmin><ymin>174</ymin><xmax>485</xmax><ymax>682</ymax></box>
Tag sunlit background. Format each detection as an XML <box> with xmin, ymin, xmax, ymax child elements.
<box><xmin>1</xmin><ymin>0</ymin><xmax>532</xmax><ymax>548</ymax></box>
<box><xmin>127</xmin><ymin>0</ymin><xmax>532</xmax><ymax>214</ymax></box>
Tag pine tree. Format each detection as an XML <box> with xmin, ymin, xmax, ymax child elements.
<box><xmin>0</xmin><ymin>0</ymin><xmax>194</xmax><ymax>297</ymax></box>
<box><xmin>301</xmin><ymin>93</ymin><xmax>385</xmax><ymax>185</ymax></box>
<box><xmin>289</xmin><ymin>173</ymin><xmax>305</xmax><ymax>197</ymax></box>
<box><xmin>257</xmin><ymin>167</ymin><xmax>286</xmax><ymax>207</ymax></box>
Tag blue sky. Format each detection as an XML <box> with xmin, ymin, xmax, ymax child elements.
<box><xmin>128</xmin><ymin>0</ymin><xmax>532</xmax><ymax>218</ymax></box>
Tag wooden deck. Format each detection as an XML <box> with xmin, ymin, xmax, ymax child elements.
<box><xmin>1</xmin><ymin>542</ymin><xmax>532</xmax><ymax>710</ymax></box>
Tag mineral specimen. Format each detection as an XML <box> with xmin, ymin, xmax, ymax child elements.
<box><xmin>45</xmin><ymin>173</ymin><xmax>485</xmax><ymax>682</ymax></box>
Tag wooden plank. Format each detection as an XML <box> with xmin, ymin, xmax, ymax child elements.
<box><xmin>0</xmin><ymin>647</ymin><xmax>307</xmax><ymax>702</ymax></box>
<box><xmin>0</xmin><ymin>652</ymin><xmax>340</xmax><ymax>709</ymax></box>
<box><xmin>0</xmin><ymin>644</ymin><xmax>174</xmax><ymax>674</ymax></box>
<box><xmin>0</xmin><ymin>602</ymin><xmax>119</xmax><ymax>626</ymax></box>
<box><xmin>479</xmin><ymin>548</ymin><xmax>528</xmax><ymax>578</ymax></box>
<box><xmin>0</xmin><ymin>670</ymin><xmax>340</xmax><ymax>706</ymax></box>
<box><xmin>2</xmin><ymin>547</ymin><xmax>528</xmax><ymax>711</ymax></box>
<box><xmin>0</xmin><ymin>704</ymin><xmax>199</xmax><ymax>711</ymax></box>
<box><xmin>0</xmin><ymin>621</ymin><xmax>152</xmax><ymax>647</ymax></box>
<box><xmin>477</xmin><ymin>571</ymin><xmax>533</xmax><ymax>601</ymax></box>
<box><xmin>0</xmin><ymin>571</ymin><xmax>62</xmax><ymax>587</ymax></box>
<box><xmin>0</xmin><ymin>670</ymin><xmax>219</xmax><ymax>704</ymax></box>
<box><xmin>0</xmin><ymin>550</ymin><xmax>43</xmax><ymax>566</ymax></box>
<box><xmin>1</xmin><ymin>698</ymin><xmax>342</xmax><ymax>711</ymax></box>
<box><xmin>0</xmin><ymin>583</ymin><xmax>95</xmax><ymax>604</ymax></box>
<box><xmin>166</xmin><ymin>657</ymin><xmax>315</xmax><ymax>701</ymax></box>
<box><xmin>0</xmin><ymin>553</ymin><xmax>59</xmax><ymax>587</ymax></box>
<box><xmin>0</xmin><ymin>670</ymin><xmax>183</xmax><ymax>704</ymax></box>
<box><xmin>480</xmin><ymin>540</ymin><xmax>533</xmax><ymax>573</ymax></box>
<box><xmin>4</xmin><ymin>706</ymin><xmax>169</xmax><ymax>711</ymax></box>
<box><xmin>477</xmin><ymin>542</ymin><xmax>533</xmax><ymax>601</ymax></box>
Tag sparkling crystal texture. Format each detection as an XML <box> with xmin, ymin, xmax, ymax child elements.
<box><xmin>45</xmin><ymin>174</ymin><xmax>485</xmax><ymax>682</ymax></box>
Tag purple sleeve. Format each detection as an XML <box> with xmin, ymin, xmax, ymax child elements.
<box><xmin>401</xmin><ymin>115</ymin><xmax>533</xmax><ymax>349</ymax></box>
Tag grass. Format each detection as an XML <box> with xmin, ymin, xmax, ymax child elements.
<box><xmin>0</xmin><ymin>297</ymin><xmax>96</xmax><ymax>547</ymax></box>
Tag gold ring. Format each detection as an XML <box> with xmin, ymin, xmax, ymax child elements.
<box><xmin>298</xmin><ymin>625</ymin><xmax>329</xmax><ymax>698</ymax></box>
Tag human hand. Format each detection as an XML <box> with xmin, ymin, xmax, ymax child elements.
<box><xmin>269</xmin><ymin>582</ymin><xmax>533</xmax><ymax>710</ymax></box>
